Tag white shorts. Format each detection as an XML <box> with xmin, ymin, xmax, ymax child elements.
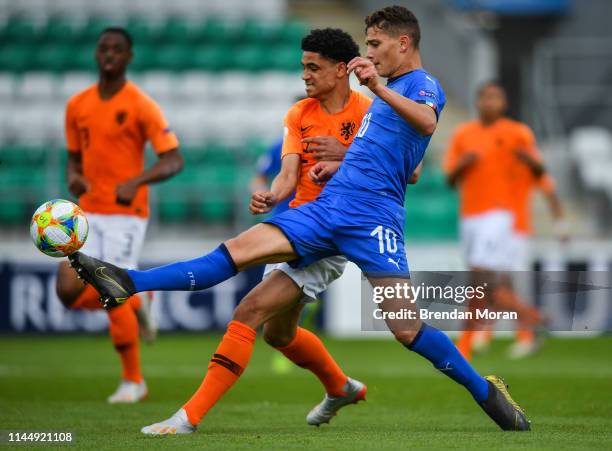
<box><xmin>460</xmin><ymin>210</ymin><xmax>514</xmax><ymax>271</ymax></box>
<box><xmin>263</xmin><ymin>255</ymin><xmax>347</xmax><ymax>303</ymax></box>
<box><xmin>508</xmin><ymin>233</ymin><xmax>530</xmax><ymax>271</ymax></box>
<box><xmin>80</xmin><ymin>213</ymin><xmax>148</xmax><ymax>269</ymax></box>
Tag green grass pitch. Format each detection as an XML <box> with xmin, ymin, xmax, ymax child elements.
<box><xmin>1</xmin><ymin>334</ymin><xmax>611</xmax><ymax>450</ymax></box>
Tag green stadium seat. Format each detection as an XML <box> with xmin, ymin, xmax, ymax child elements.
<box><xmin>229</xmin><ymin>45</ymin><xmax>270</xmax><ymax>71</ymax></box>
<box><xmin>153</xmin><ymin>45</ymin><xmax>192</xmax><ymax>71</ymax></box>
<box><xmin>198</xmin><ymin>198</ymin><xmax>232</xmax><ymax>222</ymax></box>
<box><xmin>191</xmin><ymin>45</ymin><xmax>232</xmax><ymax>71</ymax></box>
<box><xmin>130</xmin><ymin>45</ymin><xmax>156</xmax><ymax>71</ymax></box>
<box><xmin>162</xmin><ymin>19</ymin><xmax>192</xmax><ymax>44</ymax></box>
<box><xmin>33</xmin><ymin>44</ymin><xmax>73</xmax><ymax>72</ymax></box>
<box><xmin>269</xmin><ymin>46</ymin><xmax>301</xmax><ymax>71</ymax></box>
<box><xmin>0</xmin><ymin>200</ymin><xmax>27</xmax><ymax>224</ymax></box>
<box><xmin>0</xmin><ymin>44</ymin><xmax>34</xmax><ymax>72</ymax></box>
<box><xmin>72</xmin><ymin>45</ymin><xmax>97</xmax><ymax>71</ymax></box>
<box><xmin>43</xmin><ymin>20</ymin><xmax>79</xmax><ymax>44</ymax></box>
<box><xmin>198</xmin><ymin>19</ymin><xmax>233</xmax><ymax>44</ymax></box>
<box><xmin>0</xmin><ymin>19</ymin><xmax>41</xmax><ymax>44</ymax></box>
<box><xmin>276</xmin><ymin>20</ymin><xmax>308</xmax><ymax>46</ymax></box>
<box><xmin>126</xmin><ymin>18</ymin><xmax>157</xmax><ymax>44</ymax></box>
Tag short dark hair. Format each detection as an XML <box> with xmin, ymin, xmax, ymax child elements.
<box><xmin>477</xmin><ymin>80</ymin><xmax>505</xmax><ymax>96</ymax></box>
<box><xmin>99</xmin><ymin>27</ymin><xmax>133</xmax><ymax>49</ymax></box>
<box><xmin>301</xmin><ymin>28</ymin><xmax>360</xmax><ymax>64</ymax></box>
<box><xmin>365</xmin><ymin>5</ymin><xmax>420</xmax><ymax>48</ymax></box>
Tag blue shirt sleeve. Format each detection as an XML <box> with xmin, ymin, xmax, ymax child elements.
<box><xmin>255</xmin><ymin>137</ymin><xmax>284</xmax><ymax>179</ymax></box>
<box><xmin>405</xmin><ymin>73</ymin><xmax>444</xmax><ymax>119</ymax></box>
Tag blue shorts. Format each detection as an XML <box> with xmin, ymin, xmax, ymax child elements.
<box><xmin>264</xmin><ymin>192</ymin><xmax>409</xmax><ymax>278</ymax></box>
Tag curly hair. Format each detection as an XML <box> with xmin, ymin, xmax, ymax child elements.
<box><xmin>301</xmin><ymin>28</ymin><xmax>360</xmax><ymax>64</ymax></box>
<box><xmin>365</xmin><ymin>5</ymin><xmax>420</xmax><ymax>48</ymax></box>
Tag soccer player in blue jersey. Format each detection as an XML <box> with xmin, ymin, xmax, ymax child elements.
<box><xmin>70</xmin><ymin>6</ymin><xmax>530</xmax><ymax>433</ymax></box>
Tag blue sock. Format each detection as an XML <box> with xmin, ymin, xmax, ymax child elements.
<box><xmin>408</xmin><ymin>323</ymin><xmax>489</xmax><ymax>403</ymax></box>
<box><xmin>127</xmin><ymin>244</ymin><xmax>238</xmax><ymax>292</ymax></box>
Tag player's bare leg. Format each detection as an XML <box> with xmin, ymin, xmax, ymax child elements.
<box><xmin>368</xmin><ymin>276</ymin><xmax>530</xmax><ymax>431</ymax></box>
<box><xmin>69</xmin><ymin>223</ymin><xmax>297</xmax><ymax>308</ymax></box>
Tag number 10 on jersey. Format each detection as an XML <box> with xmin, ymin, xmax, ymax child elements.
<box><xmin>370</xmin><ymin>225</ymin><xmax>398</xmax><ymax>254</ymax></box>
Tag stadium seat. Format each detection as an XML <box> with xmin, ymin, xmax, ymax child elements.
<box><xmin>0</xmin><ymin>44</ymin><xmax>34</xmax><ymax>72</ymax></box>
<box><xmin>17</xmin><ymin>72</ymin><xmax>57</xmax><ymax>100</ymax></box>
<box><xmin>0</xmin><ymin>73</ymin><xmax>15</xmax><ymax>100</ymax></box>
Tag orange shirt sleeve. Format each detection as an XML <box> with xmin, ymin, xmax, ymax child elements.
<box><xmin>138</xmin><ymin>95</ymin><xmax>179</xmax><ymax>154</ymax></box>
<box><xmin>516</xmin><ymin>123</ymin><xmax>542</xmax><ymax>161</ymax></box>
<box><xmin>443</xmin><ymin>127</ymin><xmax>463</xmax><ymax>175</ymax></box>
<box><xmin>65</xmin><ymin>97</ymin><xmax>80</xmax><ymax>152</ymax></box>
<box><xmin>281</xmin><ymin>103</ymin><xmax>303</xmax><ymax>157</ymax></box>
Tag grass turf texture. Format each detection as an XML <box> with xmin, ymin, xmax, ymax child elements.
<box><xmin>1</xmin><ymin>334</ymin><xmax>611</xmax><ymax>450</ymax></box>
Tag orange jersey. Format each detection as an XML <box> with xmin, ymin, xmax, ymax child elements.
<box><xmin>65</xmin><ymin>81</ymin><xmax>179</xmax><ymax>218</ymax></box>
<box><xmin>443</xmin><ymin>118</ymin><xmax>539</xmax><ymax>217</ymax></box>
<box><xmin>282</xmin><ymin>91</ymin><xmax>372</xmax><ymax>208</ymax></box>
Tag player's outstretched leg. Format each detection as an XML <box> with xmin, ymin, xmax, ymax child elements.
<box><xmin>68</xmin><ymin>224</ymin><xmax>296</xmax><ymax>308</ymax></box>
<box><xmin>371</xmin><ymin>277</ymin><xmax>530</xmax><ymax>431</ymax></box>
<box><xmin>262</xmin><ymin>292</ymin><xmax>366</xmax><ymax>426</ymax></box>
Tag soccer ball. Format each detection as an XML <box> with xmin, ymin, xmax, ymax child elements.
<box><xmin>30</xmin><ymin>199</ymin><xmax>89</xmax><ymax>257</ymax></box>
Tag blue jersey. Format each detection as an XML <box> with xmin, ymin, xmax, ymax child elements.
<box><xmin>255</xmin><ymin>137</ymin><xmax>292</xmax><ymax>215</ymax></box>
<box><xmin>325</xmin><ymin>69</ymin><xmax>446</xmax><ymax>207</ymax></box>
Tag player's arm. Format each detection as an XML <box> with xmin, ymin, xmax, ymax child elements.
<box><xmin>408</xmin><ymin>161</ymin><xmax>423</xmax><ymax>184</ymax></box>
<box><xmin>66</xmin><ymin>152</ymin><xmax>90</xmax><ymax>197</ymax></box>
<box><xmin>347</xmin><ymin>57</ymin><xmax>437</xmax><ymax>136</ymax></box>
<box><xmin>64</xmin><ymin>100</ymin><xmax>89</xmax><ymax>197</ymax></box>
<box><xmin>540</xmin><ymin>175</ymin><xmax>569</xmax><ymax>242</ymax></box>
<box><xmin>116</xmin><ymin>149</ymin><xmax>184</xmax><ymax>206</ymax></box>
<box><xmin>302</xmin><ymin>136</ymin><xmax>348</xmax><ymax>161</ymax></box>
<box><xmin>250</xmin><ymin>154</ymin><xmax>300</xmax><ymax>214</ymax></box>
<box><xmin>447</xmin><ymin>153</ymin><xmax>479</xmax><ymax>187</ymax></box>
<box><xmin>515</xmin><ymin>149</ymin><xmax>545</xmax><ymax>178</ymax></box>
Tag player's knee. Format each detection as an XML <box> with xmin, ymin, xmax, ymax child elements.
<box><xmin>392</xmin><ymin>329</ymin><xmax>420</xmax><ymax>346</ymax></box>
<box><xmin>55</xmin><ymin>278</ymin><xmax>77</xmax><ymax>308</ymax></box>
<box><xmin>233</xmin><ymin>294</ymin><xmax>269</xmax><ymax>328</ymax></box>
<box><xmin>262</xmin><ymin>324</ymin><xmax>295</xmax><ymax>348</ymax></box>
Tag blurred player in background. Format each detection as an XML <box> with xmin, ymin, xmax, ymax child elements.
<box><xmin>472</xmin><ymin>135</ymin><xmax>568</xmax><ymax>359</ymax></box>
<box><xmin>55</xmin><ymin>27</ymin><xmax>184</xmax><ymax>402</ymax></box>
<box><xmin>444</xmin><ymin>81</ymin><xmax>561</xmax><ymax>360</ymax></box>
<box><xmin>71</xmin><ymin>7</ymin><xmax>530</xmax><ymax>433</ymax></box>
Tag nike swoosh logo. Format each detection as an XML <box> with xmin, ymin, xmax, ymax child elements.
<box><xmin>300</xmin><ymin>125</ymin><xmax>314</xmax><ymax>133</ymax></box>
<box><xmin>95</xmin><ymin>267</ymin><xmax>128</xmax><ymax>296</ymax></box>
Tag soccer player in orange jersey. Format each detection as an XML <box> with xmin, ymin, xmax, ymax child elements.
<box><xmin>475</xmin><ymin>155</ymin><xmax>567</xmax><ymax>358</ymax></box>
<box><xmin>444</xmin><ymin>81</ymin><xmax>558</xmax><ymax>360</ymax></box>
<box><xmin>55</xmin><ymin>27</ymin><xmax>184</xmax><ymax>402</ymax></box>
<box><xmin>141</xmin><ymin>27</ymin><xmax>372</xmax><ymax>434</ymax></box>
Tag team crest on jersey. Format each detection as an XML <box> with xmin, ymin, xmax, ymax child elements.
<box><xmin>340</xmin><ymin>121</ymin><xmax>356</xmax><ymax>140</ymax></box>
<box><xmin>115</xmin><ymin>110</ymin><xmax>128</xmax><ymax>125</ymax></box>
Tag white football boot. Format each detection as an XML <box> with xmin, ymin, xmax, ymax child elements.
<box><xmin>107</xmin><ymin>379</ymin><xmax>148</xmax><ymax>404</ymax></box>
<box><xmin>306</xmin><ymin>378</ymin><xmax>367</xmax><ymax>426</ymax></box>
<box><xmin>141</xmin><ymin>408</ymin><xmax>197</xmax><ymax>435</ymax></box>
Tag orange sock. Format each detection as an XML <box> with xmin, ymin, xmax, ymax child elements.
<box><xmin>183</xmin><ymin>320</ymin><xmax>256</xmax><ymax>426</ymax></box>
<box><xmin>72</xmin><ymin>285</ymin><xmax>102</xmax><ymax>310</ymax></box>
<box><xmin>108</xmin><ymin>302</ymin><xmax>142</xmax><ymax>383</ymax></box>
<box><xmin>456</xmin><ymin>330</ymin><xmax>474</xmax><ymax>361</ymax></box>
<box><xmin>516</xmin><ymin>328</ymin><xmax>535</xmax><ymax>343</ymax></box>
<box><xmin>275</xmin><ymin>327</ymin><xmax>347</xmax><ymax>396</ymax></box>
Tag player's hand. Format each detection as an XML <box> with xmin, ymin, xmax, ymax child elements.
<box><xmin>458</xmin><ymin>152</ymin><xmax>479</xmax><ymax>168</ymax></box>
<box><xmin>249</xmin><ymin>191</ymin><xmax>277</xmax><ymax>215</ymax></box>
<box><xmin>67</xmin><ymin>174</ymin><xmax>90</xmax><ymax>197</ymax></box>
<box><xmin>553</xmin><ymin>219</ymin><xmax>571</xmax><ymax>243</ymax></box>
<box><xmin>309</xmin><ymin>161</ymin><xmax>342</xmax><ymax>185</ymax></box>
<box><xmin>116</xmin><ymin>180</ymin><xmax>139</xmax><ymax>206</ymax></box>
<box><xmin>302</xmin><ymin>136</ymin><xmax>347</xmax><ymax>161</ymax></box>
<box><xmin>347</xmin><ymin>57</ymin><xmax>379</xmax><ymax>91</ymax></box>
